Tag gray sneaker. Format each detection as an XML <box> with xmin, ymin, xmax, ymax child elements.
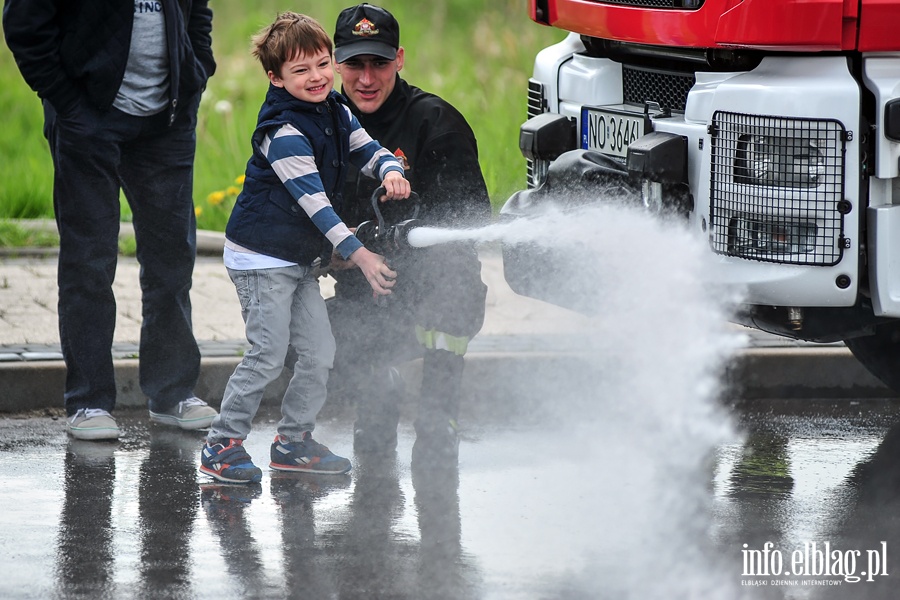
<box><xmin>149</xmin><ymin>397</ymin><xmax>217</xmax><ymax>430</ymax></box>
<box><xmin>67</xmin><ymin>408</ymin><xmax>120</xmax><ymax>441</ymax></box>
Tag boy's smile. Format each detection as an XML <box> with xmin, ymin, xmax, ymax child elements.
<box><xmin>269</xmin><ymin>48</ymin><xmax>334</xmax><ymax>103</ymax></box>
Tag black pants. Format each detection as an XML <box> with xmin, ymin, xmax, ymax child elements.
<box><xmin>326</xmin><ymin>243</ymin><xmax>487</xmax><ymax>424</ymax></box>
<box><xmin>44</xmin><ymin>99</ymin><xmax>201</xmax><ymax>415</ymax></box>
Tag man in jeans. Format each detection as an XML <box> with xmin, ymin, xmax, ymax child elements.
<box><xmin>3</xmin><ymin>0</ymin><xmax>218</xmax><ymax>440</ymax></box>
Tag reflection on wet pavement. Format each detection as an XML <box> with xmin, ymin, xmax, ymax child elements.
<box><xmin>715</xmin><ymin>399</ymin><xmax>900</xmax><ymax>599</ymax></box>
<box><xmin>57</xmin><ymin>440</ymin><xmax>116</xmax><ymax>598</ymax></box>
<box><xmin>4</xmin><ymin>399</ymin><xmax>900</xmax><ymax>598</ymax></box>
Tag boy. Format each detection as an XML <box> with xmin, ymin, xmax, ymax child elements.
<box><xmin>199</xmin><ymin>12</ymin><xmax>410</xmax><ymax>483</ymax></box>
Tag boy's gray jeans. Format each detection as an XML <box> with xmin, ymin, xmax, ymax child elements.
<box><xmin>207</xmin><ymin>265</ymin><xmax>336</xmax><ymax>443</ymax></box>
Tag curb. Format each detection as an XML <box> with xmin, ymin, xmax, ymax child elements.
<box><xmin>0</xmin><ymin>345</ymin><xmax>893</xmax><ymax>414</ymax></box>
<box><xmin>726</xmin><ymin>346</ymin><xmax>893</xmax><ymax>400</ymax></box>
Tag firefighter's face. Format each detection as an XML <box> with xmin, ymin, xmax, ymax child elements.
<box><xmin>336</xmin><ymin>48</ymin><xmax>405</xmax><ymax>114</ymax></box>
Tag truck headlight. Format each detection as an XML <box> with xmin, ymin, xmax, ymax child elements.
<box><xmin>728</xmin><ymin>217</ymin><xmax>817</xmax><ymax>256</ymax></box>
<box><xmin>710</xmin><ymin>111</ymin><xmax>846</xmax><ymax>266</ymax></box>
<box><xmin>733</xmin><ymin>135</ymin><xmax>826</xmax><ymax>188</ymax></box>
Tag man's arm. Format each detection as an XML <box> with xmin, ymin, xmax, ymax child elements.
<box><xmin>186</xmin><ymin>0</ymin><xmax>216</xmax><ymax>82</ymax></box>
<box><xmin>2</xmin><ymin>0</ymin><xmax>80</xmax><ymax>114</ymax></box>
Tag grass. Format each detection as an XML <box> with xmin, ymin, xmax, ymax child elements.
<box><xmin>0</xmin><ymin>220</ymin><xmax>139</xmax><ymax>256</ymax></box>
<box><xmin>0</xmin><ymin>220</ymin><xmax>59</xmax><ymax>248</ymax></box>
<box><xmin>0</xmin><ymin>0</ymin><xmax>564</xmax><ymax>231</ymax></box>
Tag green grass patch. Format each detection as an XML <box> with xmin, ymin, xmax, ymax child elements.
<box><xmin>0</xmin><ymin>220</ymin><xmax>58</xmax><ymax>247</ymax></box>
<box><xmin>0</xmin><ymin>220</ymin><xmax>136</xmax><ymax>255</ymax></box>
<box><xmin>1</xmin><ymin>0</ymin><xmax>564</xmax><ymax>230</ymax></box>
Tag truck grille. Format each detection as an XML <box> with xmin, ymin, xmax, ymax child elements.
<box><xmin>622</xmin><ymin>66</ymin><xmax>694</xmax><ymax>112</ymax></box>
<box><xmin>527</xmin><ymin>79</ymin><xmax>548</xmax><ymax>188</ymax></box>
<box><xmin>708</xmin><ymin>111</ymin><xmax>847</xmax><ymax>266</ymax></box>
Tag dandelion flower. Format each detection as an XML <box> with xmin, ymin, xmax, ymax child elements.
<box><xmin>235</xmin><ymin>175</ymin><xmax>246</xmax><ymax>185</ymax></box>
<box><xmin>214</xmin><ymin>99</ymin><xmax>233</xmax><ymax>114</ymax></box>
<box><xmin>207</xmin><ymin>191</ymin><xmax>226</xmax><ymax>205</ymax></box>
<box><xmin>195</xmin><ymin>206</ymin><xmax>203</xmax><ymax>217</ymax></box>
<box><xmin>226</xmin><ymin>186</ymin><xmax>241</xmax><ymax>196</ymax></box>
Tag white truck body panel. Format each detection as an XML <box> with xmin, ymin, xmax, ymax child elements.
<box><xmin>534</xmin><ymin>51</ymin><xmax>866</xmax><ymax>308</ymax></box>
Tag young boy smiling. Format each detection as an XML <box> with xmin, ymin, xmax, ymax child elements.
<box><xmin>199</xmin><ymin>12</ymin><xmax>410</xmax><ymax>483</ymax></box>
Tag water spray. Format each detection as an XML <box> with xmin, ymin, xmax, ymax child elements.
<box><xmin>357</xmin><ymin>174</ymin><xmax>748</xmax><ymax>595</ymax></box>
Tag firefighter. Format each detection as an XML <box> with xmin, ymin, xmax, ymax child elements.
<box><xmin>327</xmin><ymin>3</ymin><xmax>491</xmax><ymax>466</ymax></box>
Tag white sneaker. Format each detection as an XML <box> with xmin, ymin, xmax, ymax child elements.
<box><xmin>67</xmin><ymin>408</ymin><xmax>120</xmax><ymax>441</ymax></box>
<box><xmin>149</xmin><ymin>397</ymin><xmax>217</xmax><ymax>430</ymax></box>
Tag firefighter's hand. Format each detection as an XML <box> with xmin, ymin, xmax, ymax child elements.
<box><xmin>349</xmin><ymin>246</ymin><xmax>397</xmax><ymax>296</ymax></box>
<box><xmin>330</xmin><ymin>228</ymin><xmax>357</xmax><ymax>271</ymax></box>
<box><xmin>380</xmin><ymin>171</ymin><xmax>411</xmax><ymax>202</ymax></box>
<box><xmin>329</xmin><ymin>249</ymin><xmax>355</xmax><ymax>271</ymax></box>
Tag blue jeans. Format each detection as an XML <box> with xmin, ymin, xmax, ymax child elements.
<box><xmin>43</xmin><ymin>100</ymin><xmax>201</xmax><ymax>416</ymax></box>
<box><xmin>208</xmin><ymin>265</ymin><xmax>336</xmax><ymax>442</ymax></box>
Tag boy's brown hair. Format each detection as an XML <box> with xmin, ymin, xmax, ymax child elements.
<box><xmin>252</xmin><ymin>12</ymin><xmax>333</xmax><ymax>76</ymax></box>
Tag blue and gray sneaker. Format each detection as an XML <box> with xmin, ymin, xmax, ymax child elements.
<box><xmin>199</xmin><ymin>438</ymin><xmax>262</xmax><ymax>484</ymax></box>
<box><xmin>270</xmin><ymin>433</ymin><xmax>352</xmax><ymax>474</ymax></box>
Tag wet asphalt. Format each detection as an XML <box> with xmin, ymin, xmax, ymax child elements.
<box><xmin>3</xmin><ymin>392</ymin><xmax>900</xmax><ymax>599</ymax></box>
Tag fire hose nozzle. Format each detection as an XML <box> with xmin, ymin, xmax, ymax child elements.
<box><xmin>355</xmin><ymin>187</ymin><xmax>422</xmax><ymax>255</ymax></box>
<box><xmin>392</xmin><ymin>219</ymin><xmax>423</xmax><ymax>250</ymax></box>
<box><xmin>355</xmin><ymin>218</ymin><xmax>422</xmax><ymax>255</ymax></box>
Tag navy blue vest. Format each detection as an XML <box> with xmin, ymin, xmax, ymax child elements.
<box><xmin>226</xmin><ymin>85</ymin><xmax>351</xmax><ymax>264</ymax></box>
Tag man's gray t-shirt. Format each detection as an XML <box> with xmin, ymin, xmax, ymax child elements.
<box><xmin>113</xmin><ymin>1</ymin><xmax>169</xmax><ymax>116</ymax></box>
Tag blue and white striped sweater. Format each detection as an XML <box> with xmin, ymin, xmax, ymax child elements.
<box><xmin>260</xmin><ymin>109</ymin><xmax>402</xmax><ymax>261</ymax></box>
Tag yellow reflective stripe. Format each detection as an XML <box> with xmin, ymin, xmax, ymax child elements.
<box><xmin>415</xmin><ymin>325</ymin><xmax>469</xmax><ymax>355</ymax></box>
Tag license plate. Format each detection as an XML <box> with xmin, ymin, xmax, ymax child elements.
<box><xmin>581</xmin><ymin>107</ymin><xmax>644</xmax><ymax>158</ymax></box>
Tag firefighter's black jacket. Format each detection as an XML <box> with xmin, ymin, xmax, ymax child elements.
<box><xmin>336</xmin><ymin>75</ymin><xmax>489</xmax><ymax>339</ymax></box>
<box><xmin>340</xmin><ymin>76</ymin><xmax>491</xmax><ymax>227</ymax></box>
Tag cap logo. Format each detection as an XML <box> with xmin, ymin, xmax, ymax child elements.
<box><xmin>394</xmin><ymin>148</ymin><xmax>410</xmax><ymax>170</ymax></box>
<box><xmin>352</xmin><ymin>18</ymin><xmax>379</xmax><ymax>37</ymax></box>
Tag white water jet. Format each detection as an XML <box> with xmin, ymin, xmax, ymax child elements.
<box><xmin>431</xmin><ymin>200</ymin><xmax>750</xmax><ymax>598</ymax></box>
<box><xmin>407</xmin><ymin>212</ymin><xmax>590</xmax><ymax>248</ymax></box>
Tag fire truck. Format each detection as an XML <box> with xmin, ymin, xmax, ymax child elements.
<box><xmin>500</xmin><ymin>0</ymin><xmax>900</xmax><ymax>393</ymax></box>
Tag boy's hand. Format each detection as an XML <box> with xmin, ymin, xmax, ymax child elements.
<box><xmin>380</xmin><ymin>171</ymin><xmax>411</xmax><ymax>202</ymax></box>
<box><xmin>349</xmin><ymin>246</ymin><xmax>397</xmax><ymax>296</ymax></box>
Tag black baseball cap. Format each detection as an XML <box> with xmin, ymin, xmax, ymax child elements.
<box><xmin>334</xmin><ymin>4</ymin><xmax>399</xmax><ymax>63</ymax></box>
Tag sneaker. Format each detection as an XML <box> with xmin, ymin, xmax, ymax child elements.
<box><xmin>199</xmin><ymin>439</ymin><xmax>262</xmax><ymax>484</ymax></box>
<box><xmin>67</xmin><ymin>408</ymin><xmax>120</xmax><ymax>441</ymax></box>
<box><xmin>270</xmin><ymin>433</ymin><xmax>352</xmax><ymax>474</ymax></box>
<box><xmin>150</xmin><ymin>397</ymin><xmax>217</xmax><ymax>430</ymax></box>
